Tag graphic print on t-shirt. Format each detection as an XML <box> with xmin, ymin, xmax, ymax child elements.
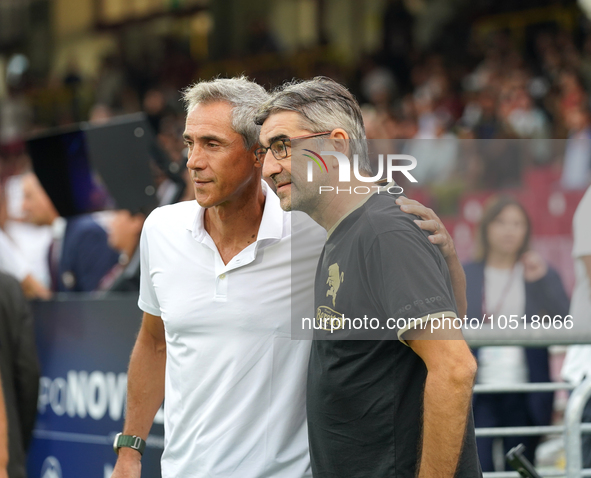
<box><xmin>326</xmin><ymin>263</ymin><xmax>344</xmax><ymax>306</ymax></box>
<box><xmin>315</xmin><ymin>262</ymin><xmax>347</xmax><ymax>331</ymax></box>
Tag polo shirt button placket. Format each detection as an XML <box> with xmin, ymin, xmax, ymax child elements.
<box><xmin>214</xmin><ymin>271</ymin><xmax>229</xmax><ymax>301</ymax></box>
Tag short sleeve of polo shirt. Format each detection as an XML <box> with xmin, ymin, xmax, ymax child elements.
<box><xmin>366</xmin><ymin>227</ymin><xmax>458</xmax><ymax>340</ymax></box>
<box><xmin>138</xmin><ymin>215</ymin><xmax>161</xmax><ymax>316</ymax></box>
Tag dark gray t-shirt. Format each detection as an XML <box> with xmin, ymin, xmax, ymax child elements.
<box><xmin>307</xmin><ymin>193</ymin><xmax>481</xmax><ymax>477</ymax></box>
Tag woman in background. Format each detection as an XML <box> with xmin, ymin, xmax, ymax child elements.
<box><xmin>464</xmin><ymin>195</ymin><xmax>570</xmax><ymax>470</ymax></box>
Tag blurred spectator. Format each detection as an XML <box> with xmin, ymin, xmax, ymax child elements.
<box><xmin>62</xmin><ymin>59</ymin><xmax>83</xmax><ymax>122</ymax></box>
<box><xmin>0</xmin><ymin>229</ymin><xmax>50</xmax><ymax>300</ymax></box>
<box><xmin>0</xmin><ymin>87</ymin><xmax>31</xmax><ymax>150</ymax></box>
<box><xmin>360</xmin><ymin>63</ymin><xmax>398</xmax><ymax>113</ymax></box>
<box><xmin>88</xmin><ymin>103</ymin><xmax>114</xmax><ymax>124</ymax></box>
<box><xmin>20</xmin><ymin>172</ymin><xmax>119</xmax><ymax>293</ymax></box>
<box><xmin>143</xmin><ymin>88</ymin><xmax>170</xmax><ymax>135</ymax></box>
<box><xmin>478</xmin><ymin>139</ymin><xmax>523</xmax><ymax>190</ymax></box>
<box><xmin>561</xmin><ymin>106</ymin><xmax>591</xmax><ymax>190</ymax></box>
<box><xmin>2</xmin><ymin>173</ymin><xmax>52</xmax><ymax>289</ymax></box>
<box><xmin>580</xmin><ymin>36</ymin><xmax>591</xmax><ymax>93</ymax></box>
<box><xmin>558</xmin><ymin>70</ymin><xmax>588</xmax><ymax>117</ymax></box>
<box><xmin>461</xmin><ymin>88</ymin><xmax>503</xmax><ymax>139</ymax></box>
<box><xmin>403</xmin><ymin>114</ymin><xmax>458</xmax><ymax>185</ymax></box>
<box><xmin>464</xmin><ymin>196</ymin><xmax>569</xmax><ymax>471</ymax></box>
<box><xmin>62</xmin><ymin>59</ymin><xmax>82</xmax><ymax>90</ymax></box>
<box><xmin>382</xmin><ymin>0</ymin><xmax>414</xmax><ymax>90</ymax></box>
<box><xmin>94</xmin><ymin>55</ymin><xmax>126</xmax><ymax>111</ymax></box>
<box><xmin>506</xmin><ymin>88</ymin><xmax>550</xmax><ymax>139</ymax></box>
<box><xmin>561</xmin><ymin>185</ymin><xmax>591</xmax><ymax>468</ymax></box>
<box><xmin>246</xmin><ymin>19</ymin><xmax>279</xmax><ymax>55</ymax></box>
<box><xmin>0</xmin><ymin>272</ymin><xmax>40</xmax><ymax>478</ymax></box>
<box><xmin>0</xmin><ymin>182</ymin><xmax>50</xmax><ymax>299</ymax></box>
<box><xmin>99</xmin><ymin>210</ymin><xmax>146</xmax><ymax>292</ymax></box>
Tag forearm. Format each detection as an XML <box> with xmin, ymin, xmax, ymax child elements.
<box><xmin>418</xmin><ymin>357</ymin><xmax>475</xmax><ymax>477</ymax></box>
<box><xmin>116</xmin><ymin>316</ymin><xmax>166</xmax><ymax>471</ymax></box>
<box><xmin>445</xmin><ymin>254</ymin><xmax>467</xmax><ymax>318</ymax></box>
<box><xmin>123</xmin><ymin>327</ymin><xmax>166</xmax><ymax>440</ymax></box>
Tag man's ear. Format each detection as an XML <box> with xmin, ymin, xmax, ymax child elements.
<box><xmin>329</xmin><ymin>128</ymin><xmax>349</xmax><ymax>155</ymax></box>
<box><xmin>251</xmin><ymin>146</ymin><xmax>263</xmax><ymax>168</ymax></box>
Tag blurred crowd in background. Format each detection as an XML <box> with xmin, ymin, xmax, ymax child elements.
<box><xmin>1</xmin><ymin>0</ymin><xmax>591</xmax><ymax>473</ymax></box>
<box><xmin>1</xmin><ymin>1</ymin><xmax>589</xmax><ymax>283</ymax></box>
<box><xmin>2</xmin><ymin>2</ymin><xmax>591</xmax><ymax>191</ymax></box>
<box><xmin>0</xmin><ymin>2</ymin><xmax>590</xmax><ymax>239</ymax></box>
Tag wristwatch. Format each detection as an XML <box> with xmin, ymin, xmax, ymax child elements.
<box><xmin>113</xmin><ymin>433</ymin><xmax>146</xmax><ymax>456</ymax></box>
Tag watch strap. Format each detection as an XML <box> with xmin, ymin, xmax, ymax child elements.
<box><xmin>113</xmin><ymin>433</ymin><xmax>146</xmax><ymax>456</ymax></box>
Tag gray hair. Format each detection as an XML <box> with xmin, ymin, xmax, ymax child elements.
<box><xmin>256</xmin><ymin>76</ymin><xmax>371</xmax><ymax>173</ymax></box>
<box><xmin>182</xmin><ymin>76</ymin><xmax>269</xmax><ymax>150</ymax></box>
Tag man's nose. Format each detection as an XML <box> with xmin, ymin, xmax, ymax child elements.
<box><xmin>186</xmin><ymin>147</ymin><xmax>205</xmax><ymax>170</ymax></box>
<box><xmin>262</xmin><ymin>151</ymin><xmax>281</xmax><ymax>178</ymax></box>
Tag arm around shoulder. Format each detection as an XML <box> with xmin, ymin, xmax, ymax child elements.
<box><xmin>395</xmin><ymin>197</ymin><xmax>467</xmax><ymax>317</ymax></box>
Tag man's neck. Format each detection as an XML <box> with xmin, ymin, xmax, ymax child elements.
<box><xmin>204</xmin><ymin>183</ymin><xmax>265</xmax><ymax>265</ymax></box>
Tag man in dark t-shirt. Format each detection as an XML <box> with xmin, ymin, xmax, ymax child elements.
<box><xmin>308</xmin><ymin>193</ymin><xmax>480</xmax><ymax>477</ymax></box>
<box><xmin>257</xmin><ymin>77</ymin><xmax>482</xmax><ymax>477</ymax></box>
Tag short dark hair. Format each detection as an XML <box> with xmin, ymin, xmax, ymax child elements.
<box><xmin>256</xmin><ymin>76</ymin><xmax>371</xmax><ymax>174</ymax></box>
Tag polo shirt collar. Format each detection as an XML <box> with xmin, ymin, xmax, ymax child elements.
<box><xmin>256</xmin><ymin>181</ymin><xmax>284</xmax><ymax>243</ymax></box>
<box><xmin>186</xmin><ymin>181</ymin><xmax>285</xmax><ymax>247</ymax></box>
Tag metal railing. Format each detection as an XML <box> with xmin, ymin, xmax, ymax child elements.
<box><xmin>565</xmin><ymin>378</ymin><xmax>591</xmax><ymax>478</ymax></box>
<box><xmin>465</xmin><ymin>328</ymin><xmax>591</xmax><ymax>478</ymax></box>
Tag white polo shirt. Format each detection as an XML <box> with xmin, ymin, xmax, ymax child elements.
<box><xmin>138</xmin><ymin>182</ymin><xmax>324</xmax><ymax>478</ymax></box>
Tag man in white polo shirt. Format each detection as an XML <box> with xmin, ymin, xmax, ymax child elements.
<box><xmin>111</xmin><ymin>77</ymin><xmax>324</xmax><ymax>478</ymax></box>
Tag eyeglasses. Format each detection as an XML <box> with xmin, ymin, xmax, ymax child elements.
<box><xmin>255</xmin><ymin>132</ymin><xmax>331</xmax><ymax>163</ymax></box>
